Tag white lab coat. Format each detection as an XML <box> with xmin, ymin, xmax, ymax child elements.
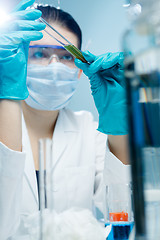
<box><xmin>0</xmin><ymin>108</ymin><xmax>131</xmax><ymax>239</ymax></box>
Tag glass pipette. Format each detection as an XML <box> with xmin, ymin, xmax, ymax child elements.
<box><xmin>39</xmin><ymin>17</ymin><xmax>89</xmax><ymax>64</ymax></box>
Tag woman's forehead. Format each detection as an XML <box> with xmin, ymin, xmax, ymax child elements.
<box><xmin>30</xmin><ymin>24</ymin><xmax>79</xmax><ymax>48</ymax></box>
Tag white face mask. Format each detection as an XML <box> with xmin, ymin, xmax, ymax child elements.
<box><xmin>25</xmin><ymin>62</ymin><xmax>79</xmax><ymax>111</ymax></box>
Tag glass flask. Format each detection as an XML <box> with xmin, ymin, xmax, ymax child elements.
<box><xmin>123</xmin><ymin>0</ymin><xmax>160</xmax><ymax>239</ymax></box>
<box><xmin>104</xmin><ymin>183</ymin><xmax>134</xmax><ymax>240</ymax></box>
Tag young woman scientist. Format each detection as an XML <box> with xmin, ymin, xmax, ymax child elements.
<box><xmin>0</xmin><ymin>0</ymin><xmax>130</xmax><ymax>239</ymax></box>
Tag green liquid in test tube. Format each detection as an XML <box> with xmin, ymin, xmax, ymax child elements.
<box><xmin>64</xmin><ymin>44</ymin><xmax>88</xmax><ymax>63</ymax></box>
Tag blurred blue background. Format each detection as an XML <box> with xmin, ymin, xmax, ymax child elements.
<box><xmin>6</xmin><ymin>0</ymin><xmax>129</xmax><ymax>121</ymax></box>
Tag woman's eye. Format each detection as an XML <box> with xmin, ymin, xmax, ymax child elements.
<box><xmin>33</xmin><ymin>51</ymin><xmax>44</xmax><ymax>59</ymax></box>
<box><xmin>60</xmin><ymin>55</ymin><xmax>74</xmax><ymax>61</ymax></box>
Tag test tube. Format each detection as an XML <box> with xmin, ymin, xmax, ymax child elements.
<box><xmin>38</xmin><ymin>138</ymin><xmax>53</xmax><ymax>240</ymax></box>
<box><xmin>39</xmin><ymin>17</ymin><xmax>89</xmax><ymax>63</ymax></box>
<box><xmin>32</xmin><ymin>4</ymin><xmax>89</xmax><ymax>63</ymax></box>
<box><xmin>38</xmin><ymin>139</ymin><xmax>45</xmax><ymax>240</ymax></box>
<box><xmin>45</xmin><ymin>138</ymin><xmax>53</xmax><ymax>211</ymax></box>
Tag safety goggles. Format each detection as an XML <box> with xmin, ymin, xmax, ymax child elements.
<box><xmin>28</xmin><ymin>45</ymin><xmax>75</xmax><ymax>67</ymax></box>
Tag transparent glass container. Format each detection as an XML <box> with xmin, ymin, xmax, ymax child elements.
<box><xmin>123</xmin><ymin>1</ymin><xmax>160</xmax><ymax>239</ymax></box>
<box><xmin>104</xmin><ymin>183</ymin><xmax>134</xmax><ymax>240</ymax></box>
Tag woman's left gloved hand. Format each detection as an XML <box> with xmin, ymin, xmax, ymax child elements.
<box><xmin>75</xmin><ymin>51</ymin><xmax>128</xmax><ymax>135</ymax></box>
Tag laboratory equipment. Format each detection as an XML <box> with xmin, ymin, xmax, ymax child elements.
<box><xmin>38</xmin><ymin>138</ymin><xmax>53</xmax><ymax>240</ymax></box>
<box><xmin>123</xmin><ymin>0</ymin><xmax>160</xmax><ymax>239</ymax></box>
<box><xmin>31</xmin><ymin>4</ymin><xmax>88</xmax><ymax>64</ymax></box>
<box><xmin>28</xmin><ymin>45</ymin><xmax>75</xmax><ymax>66</ymax></box>
<box><xmin>39</xmin><ymin>17</ymin><xmax>88</xmax><ymax>63</ymax></box>
<box><xmin>104</xmin><ymin>183</ymin><xmax>134</xmax><ymax>240</ymax></box>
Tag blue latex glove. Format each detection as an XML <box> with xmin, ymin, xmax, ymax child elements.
<box><xmin>75</xmin><ymin>51</ymin><xmax>128</xmax><ymax>135</ymax></box>
<box><xmin>0</xmin><ymin>0</ymin><xmax>46</xmax><ymax>100</ymax></box>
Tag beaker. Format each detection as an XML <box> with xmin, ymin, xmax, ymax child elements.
<box><xmin>104</xmin><ymin>183</ymin><xmax>134</xmax><ymax>240</ymax></box>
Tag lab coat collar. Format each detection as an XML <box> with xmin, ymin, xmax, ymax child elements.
<box><xmin>58</xmin><ymin>108</ymin><xmax>79</xmax><ymax>132</ymax></box>
<box><xmin>22</xmin><ymin>114</ymin><xmax>39</xmax><ymax>206</ymax></box>
<box><xmin>51</xmin><ymin>108</ymin><xmax>79</xmax><ymax>168</ymax></box>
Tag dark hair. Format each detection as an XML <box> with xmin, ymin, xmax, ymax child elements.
<box><xmin>36</xmin><ymin>5</ymin><xmax>82</xmax><ymax>50</ymax></box>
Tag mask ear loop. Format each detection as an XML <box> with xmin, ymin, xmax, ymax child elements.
<box><xmin>78</xmin><ymin>69</ymin><xmax>83</xmax><ymax>79</ymax></box>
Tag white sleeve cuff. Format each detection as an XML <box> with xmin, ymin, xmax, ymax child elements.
<box><xmin>0</xmin><ymin>141</ymin><xmax>26</xmax><ymax>178</ymax></box>
<box><xmin>104</xmin><ymin>141</ymin><xmax>131</xmax><ymax>184</ymax></box>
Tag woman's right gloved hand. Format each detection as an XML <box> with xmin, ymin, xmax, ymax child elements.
<box><xmin>0</xmin><ymin>0</ymin><xmax>46</xmax><ymax>100</ymax></box>
<box><xmin>75</xmin><ymin>51</ymin><xmax>127</xmax><ymax>135</ymax></box>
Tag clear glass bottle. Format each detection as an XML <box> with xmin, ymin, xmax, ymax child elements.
<box><xmin>123</xmin><ymin>1</ymin><xmax>160</xmax><ymax>239</ymax></box>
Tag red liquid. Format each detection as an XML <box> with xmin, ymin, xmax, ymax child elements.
<box><xmin>109</xmin><ymin>211</ymin><xmax>128</xmax><ymax>222</ymax></box>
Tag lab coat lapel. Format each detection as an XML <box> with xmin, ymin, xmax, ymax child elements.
<box><xmin>22</xmin><ymin>115</ymin><xmax>39</xmax><ymax>207</ymax></box>
<box><xmin>21</xmin><ymin>109</ymin><xmax>78</xmax><ymax>208</ymax></box>
<box><xmin>52</xmin><ymin>109</ymin><xmax>78</xmax><ymax>168</ymax></box>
